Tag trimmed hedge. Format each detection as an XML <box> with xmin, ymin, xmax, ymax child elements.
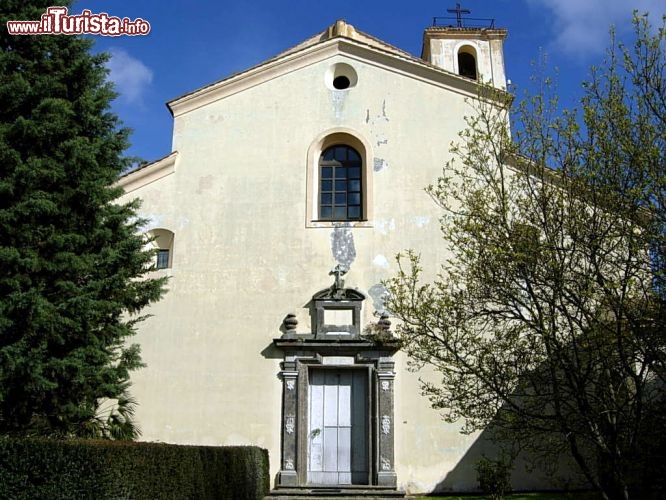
<box><xmin>0</xmin><ymin>438</ymin><xmax>269</xmax><ymax>500</ymax></box>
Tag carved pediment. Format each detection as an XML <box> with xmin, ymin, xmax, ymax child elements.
<box><xmin>312</xmin><ymin>287</ymin><xmax>365</xmax><ymax>301</ymax></box>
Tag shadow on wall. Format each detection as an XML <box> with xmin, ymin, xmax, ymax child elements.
<box><xmin>260</xmin><ymin>342</ymin><xmax>283</xmax><ymax>361</ymax></box>
<box><xmin>431</xmin><ymin>424</ymin><xmax>589</xmax><ymax>494</ymax></box>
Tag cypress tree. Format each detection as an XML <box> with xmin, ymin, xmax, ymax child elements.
<box><xmin>0</xmin><ymin>1</ymin><xmax>166</xmax><ymax>438</ymax></box>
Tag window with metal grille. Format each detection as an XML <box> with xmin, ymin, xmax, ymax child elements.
<box><xmin>156</xmin><ymin>249</ymin><xmax>170</xmax><ymax>269</ymax></box>
<box><xmin>319</xmin><ymin>145</ymin><xmax>363</xmax><ymax>221</ymax></box>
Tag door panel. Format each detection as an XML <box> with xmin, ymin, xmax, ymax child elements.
<box><xmin>309</xmin><ymin>375</ymin><xmax>324</xmax><ymax>476</ymax></box>
<box><xmin>308</xmin><ymin>369</ymin><xmax>368</xmax><ymax>485</ymax></box>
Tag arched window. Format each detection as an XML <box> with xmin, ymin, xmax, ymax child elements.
<box><xmin>457</xmin><ymin>47</ymin><xmax>478</xmax><ymax>80</ymax></box>
<box><xmin>319</xmin><ymin>145</ymin><xmax>363</xmax><ymax>221</ymax></box>
<box><xmin>147</xmin><ymin>228</ymin><xmax>174</xmax><ymax>269</ymax></box>
<box><xmin>306</xmin><ymin>130</ymin><xmax>372</xmax><ymax>227</ymax></box>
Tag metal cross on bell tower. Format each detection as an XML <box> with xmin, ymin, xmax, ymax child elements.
<box><xmin>447</xmin><ymin>2</ymin><xmax>471</xmax><ymax>27</ymax></box>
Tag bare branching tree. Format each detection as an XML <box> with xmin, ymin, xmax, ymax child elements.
<box><xmin>386</xmin><ymin>13</ymin><xmax>666</xmax><ymax>500</ymax></box>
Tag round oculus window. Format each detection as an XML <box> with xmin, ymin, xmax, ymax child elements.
<box><xmin>333</xmin><ymin>75</ymin><xmax>351</xmax><ymax>89</ymax></box>
<box><xmin>325</xmin><ymin>63</ymin><xmax>358</xmax><ymax>90</ymax></box>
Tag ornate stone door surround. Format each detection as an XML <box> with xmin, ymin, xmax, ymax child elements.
<box><xmin>273</xmin><ymin>285</ymin><xmax>400</xmax><ymax>492</ymax></box>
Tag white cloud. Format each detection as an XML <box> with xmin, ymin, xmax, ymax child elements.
<box><xmin>106</xmin><ymin>48</ymin><xmax>153</xmax><ymax>103</ymax></box>
<box><xmin>527</xmin><ymin>0</ymin><xmax>665</xmax><ymax>58</ymax></box>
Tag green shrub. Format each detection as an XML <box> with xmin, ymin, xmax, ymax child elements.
<box><xmin>475</xmin><ymin>456</ymin><xmax>513</xmax><ymax>500</ymax></box>
<box><xmin>0</xmin><ymin>437</ymin><xmax>269</xmax><ymax>500</ymax></box>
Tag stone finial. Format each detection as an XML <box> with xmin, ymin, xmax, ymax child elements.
<box><xmin>326</xmin><ymin>19</ymin><xmax>357</xmax><ymax>40</ymax></box>
<box><xmin>378</xmin><ymin>312</ymin><xmax>391</xmax><ymax>331</ymax></box>
<box><xmin>283</xmin><ymin>313</ymin><xmax>298</xmax><ymax>332</ymax></box>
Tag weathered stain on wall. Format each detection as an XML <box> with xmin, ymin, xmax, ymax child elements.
<box><xmin>372</xmin><ymin>254</ymin><xmax>390</xmax><ymax>270</ymax></box>
<box><xmin>330</xmin><ymin>89</ymin><xmax>347</xmax><ymax>119</ymax></box>
<box><xmin>367</xmin><ymin>283</ymin><xmax>389</xmax><ymax>313</ymax></box>
<box><xmin>375</xmin><ymin>218</ymin><xmax>396</xmax><ymax>235</ymax></box>
<box><xmin>330</xmin><ymin>223</ymin><xmax>356</xmax><ymax>269</ymax></box>
<box><xmin>413</xmin><ymin>215</ymin><xmax>431</xmax><ymax>227</ymax></box>
<box><xmin>374</xmin><ymin>157</ymin><xmax>389</xmax><ymax>172</ymax></box>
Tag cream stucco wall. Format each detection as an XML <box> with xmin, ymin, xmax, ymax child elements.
<box><xmin>119</xmin><ymin>38</ymin><xmax>560</xmax><ymax>494</ymax></box>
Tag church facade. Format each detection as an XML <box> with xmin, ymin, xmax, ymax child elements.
<box><xmin>117</xmin><ymin>19</ymin><xmax>563</xmax><ymax>495</ymax></box>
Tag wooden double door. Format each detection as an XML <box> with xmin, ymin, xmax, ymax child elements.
<box><xmin>307</xmin><ymin>368</ymin><xmax>369</xmax><ymax>485</ymax></box>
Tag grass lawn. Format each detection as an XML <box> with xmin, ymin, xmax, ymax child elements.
<box><xmin>412</xmin><ymin>493</ymin><xmax>599</xmax><ymax>500</ymax></box>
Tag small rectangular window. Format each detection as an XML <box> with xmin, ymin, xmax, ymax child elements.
<box><xmin>156</xmin><ymin>249</ymin><xmax>170</xmax><ymax>269</ymax></box>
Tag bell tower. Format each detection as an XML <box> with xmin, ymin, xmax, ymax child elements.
<box><xmin>421</xmin><ymin>3</ymin><xmax>508</xmax><ymax>90</ymax></box>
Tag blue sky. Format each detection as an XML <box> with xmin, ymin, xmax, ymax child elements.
<box><xmin>73</xmin><ymin>0</ymin><xmax>665</xmax><ymax>163</ymax></box>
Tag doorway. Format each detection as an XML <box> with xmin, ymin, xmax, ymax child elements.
<box><xmin>307</xmin><ymin>368</ymin><xmax>369</xmax><ymax>485</ymax></box>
